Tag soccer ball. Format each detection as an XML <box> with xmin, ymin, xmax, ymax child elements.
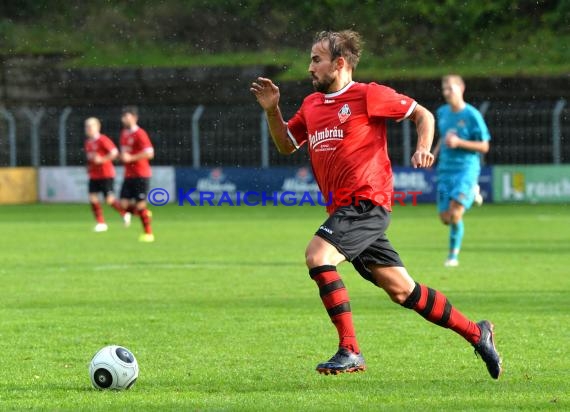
<box><xmin>89</xmin><ymin>345</ymin><xmax>139</xmax><ymax>390</ymax></box>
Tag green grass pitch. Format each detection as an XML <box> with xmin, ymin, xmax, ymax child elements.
<box><xmin>0</xmin><ymin>203</ymin><xmax>568</xmax><ymax>411</ymax></box>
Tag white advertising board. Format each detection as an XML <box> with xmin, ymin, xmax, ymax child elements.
<box><xmin>39</xmin><ymin>166</ymin><xmax>175</xmax><ymax>203</ymax></box>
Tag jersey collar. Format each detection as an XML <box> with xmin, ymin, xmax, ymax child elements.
<box><xmin>324</xmin><ymin>81</ymin><xmax>355</xmax><ymax>98</ymax></box>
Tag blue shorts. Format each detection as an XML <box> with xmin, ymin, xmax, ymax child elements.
<box><xmin>437</xmin><ymin>172</ymin><xmax>478</xmax><ymax>213</ymax></box>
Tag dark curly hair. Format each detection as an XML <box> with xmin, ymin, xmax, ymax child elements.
<box><xmin>313</xmin><ymin>30</ymin><xmax>363</xmax><ymax>69</ymax></box>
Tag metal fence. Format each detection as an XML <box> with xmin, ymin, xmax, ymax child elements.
<box><xmin>0</xmin><ymin>99</ymin><xmax>568</xmax><ymax>168</ymax></box>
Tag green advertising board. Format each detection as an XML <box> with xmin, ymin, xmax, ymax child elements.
<box><xmin>493</xmin><ymin>165</ymin><xmax>570</xmax><ymax>203</ymax></box>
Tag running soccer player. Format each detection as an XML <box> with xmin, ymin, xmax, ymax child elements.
<box><xmin>251</xmin><ymin>31</ymin><xmax>501</xmax><ymax>378</ymax></box>
<box><xmin>119</xmin><ymin>106</ymin><xmax>155</xmax><ymax>242</ymax></box>
<box><xmin>84</xmin><ymin>117</ymin><xmax>126</xmax><ymax>232</ymax></box>
<box><xmin>433</xmin><ymin>75</ymin><xmax>491</xmax><ymax>267</ymax></box>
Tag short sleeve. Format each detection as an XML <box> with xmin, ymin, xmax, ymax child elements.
<box><xmin>470</xmin><ymin>110</ymin><xmax>491</xmax><ymax>142</ymax></box>
<box><xmin>102</xmin><ymin>136</ymin><xmax>118</xmax><ymax>153</ymax></box>
<box><xmin>138</xmin><ymin>130</ymin><xmax>154</xmax><ymax>151</ymax></box>
<box><xmin>367</xmin><ymin>83</ymin><xmax>417</xmax><ymax>121</ymax></box>
<box><xmin>286</xmin><ymin>106</ymin><xmax>308</xmax><ymax>149</ymax></box>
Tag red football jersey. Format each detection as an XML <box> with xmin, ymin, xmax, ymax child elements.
<box><xmin>120</xmin><ymin>127</ymin><xmax>154</xmax><ymax>178</ymax></box>
<box><xmin>287</xmin><ymin>81</ymin><xmax>417</xmax><ymax>214</ymax></box>
<box><xmin>84</xmin><ymin>134</ymin><xmax>118</xmax><ymax>179</ymax></box>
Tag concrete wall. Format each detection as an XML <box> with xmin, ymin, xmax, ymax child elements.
<box><xmin>0</xmin><ymin>53</ymin><xmax>568</xmax><ymax>107</ymax></box>
<box><xmin>0</xmin><ymin>53</ymin><xmax>282</xmax><ymax>106</ymax></box>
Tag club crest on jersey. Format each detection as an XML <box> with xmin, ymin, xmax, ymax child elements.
<box><xmin>338</xmin><ymin>104</ymin><xmax>351</xmax><ymax>123</ymax></box>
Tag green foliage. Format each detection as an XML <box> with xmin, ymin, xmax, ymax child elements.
<box><xmin>544</xmin><ymin>0</ymin><xmax>570</xmax><ymax>29</ymax></box>
<box><xmin>0</xmin><ymin>203</ymin><xmax>569</xmax><ymax>410</ymax></box>
<box><xmin>0</xmin><ymin>1</ymin><xmax>568</xmax><ymax>78</ymax></box>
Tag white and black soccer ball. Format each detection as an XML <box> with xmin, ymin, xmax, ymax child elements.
<box><xmin>89</xmin><ymin>345</ymin><xmax>139</xmax><ymax>390</ymax></box>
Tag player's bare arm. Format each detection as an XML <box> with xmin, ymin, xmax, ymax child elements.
<box><xmin>408</xmin><ymin>104</ymin><xmax>435</xmax><ymax>168</ymax></box>
<box><xmin>445</xmin><ymin>133</ymin><xmax>489</xmax><ymax>153</ymax></box>
<box><xmin>250</xmin><ymin>77</ymin><xmax>296</xmax><ymax>155</ymax></box>
<box><xmin>94</xmin><ymin>149</ymin><xmax>118</xmax><ymax>165</ymax></box>
<box><xmin>121</xmin><ymin>150</ymin><xmax>154</xmax><ymax>163</ymax></box>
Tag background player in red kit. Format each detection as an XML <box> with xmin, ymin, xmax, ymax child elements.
<box><xmin>84</xmin><ymin>117</ymin><xmax>126</xmax><ymax>232</ymax></box>
<box><xmin>119</xmin><ymin>106</ymin><xmax>155</xmax><ymax>242</ymax></box>
<box><xmin>251</xmin><ymin>30</ymin><xmax>502</xmax><ymax>378</ymax></box>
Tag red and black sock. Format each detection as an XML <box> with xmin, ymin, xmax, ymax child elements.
<box><xmin>402</xmin><ymin>282</ymin><xmax>481</xmax><ymax>344</ymax></box>
<box><xmin>126</xmin><ymin>204</ymin><xmax>138</xmax><ymax>216</ymax></box>
<box><xmin>90</xmin><ymin>202</ymin><xmax>104</xmax><ymax>224</ymax></box>
<box><xmin>139</xmin><ymin>208</ymin><xmax>152</xmax><ymax>234</ymax></box>
<box><xmin>111</xmin><ymin>200</ymin><xmax>126</xmax><ymax>216</ymax></box>
<box><xmin>309</xmin><ymin>265</ymin><xmax>360</xmax><ymax>354</ymax></box>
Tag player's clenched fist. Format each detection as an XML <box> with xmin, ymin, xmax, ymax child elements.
<box><xmin>411</xmin><ymin>149</ymin><xmax>434</xmax><ymax>168</ymax></box>
<box><xmin>250</xmin><ymin>77</ymin><xmax>280</xmax><ymax>113</ymax></box>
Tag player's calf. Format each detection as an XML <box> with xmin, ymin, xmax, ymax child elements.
<box><xmin>401</xmin><ymin>282</ymin><xmax>481</xmax><ymax>344</ymax></box>
<box><xmin>311</xmin><ymin>264</ymin><xmax>365</xmax><ymax>375</ymax></box>
<box><xmin>399</xmin><ymin>282</ymin><xmax>503</xmax><ymax>378</ymax></box>
<box><xmin>367</xmin><ymin>265</ymin><xmax>416</xmax><ymax>305</ymax></box>
<box><xmin>439</xmin><ymin>211</ymin><xmax>451</xmax><ymax>225</ymax></box>
<box><xmin>309</xmin><ymin>265</ymin><xmax>360</xmax><ymax>355</ymax></box>
<box><xmin>90</xmin><ymin>200</ymin><xmax>105</xmax><ymax>225</ymax></box>
<box><xmin>137</xmin><ymin>207</ymin><xmax>153</xmax><ymax>235</ymax></box>
<box><xmin>106</xmin><ymin>197</ymin><xmax>126</xmax><ymax>217</ymax></box>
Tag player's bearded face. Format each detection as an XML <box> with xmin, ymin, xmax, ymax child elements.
<box><xmin>309</xmin><ymin>42</ymin><xmax>339</xmax><ymax>93</ymax></box>
<box><xmin>312</xmin><ymin>69</ymin><xmax>336</xmax><ymax>93</ymax></box>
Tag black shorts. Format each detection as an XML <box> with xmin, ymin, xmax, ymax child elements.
<box><xmin>89</xmin><ymin>178</ymin><xmax>115</xmax><ymax>196</ymax></box>
<box><xmin>120</xmin><ymin>178</ymin><xmax>150</xmax><ymax>202</ymax></box>
<box><xmin>315</xmin><ymin>200</ymin><xmax>404</xmax><ymax>283</ymax></box>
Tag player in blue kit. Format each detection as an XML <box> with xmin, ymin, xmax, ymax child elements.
<box><xmin>433</xmin><ymin>75</ymin><xmax>491</xmax><ymax>267</ymax></box>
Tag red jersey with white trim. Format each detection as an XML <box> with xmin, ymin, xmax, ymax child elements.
<box><xmin>120</xmin><ymin>127</ymin><xmax>153</xmax><ymax>178</ymax></box>
<box><xmin>84</xmin><ymin>134</ymin><xmax>117</xmax><ymax>180</ymax></box>
<box><xmin>287</xmin><ymin>81</ymin><xmax>416</xmax><ymax>214</ymax></box>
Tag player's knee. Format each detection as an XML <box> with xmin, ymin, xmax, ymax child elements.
<box><xmin>387</xmin><ymin>287</ymin><xmax>410</xmax><ymax>305</ymax></box>
<box><xmin>305</xmin><ymin>250</ymin><xmax>325</xmax><ymax>269</ymax></box>
<box><xmin>440</xmin><ymin>213</ymin><xmax>451</xmax><ymax>225</ymax></box>
<box><xmin>450</xmin><ymin>210</ymin><xmax>463</xmax><ymax>224</ymax></box>
<box><xmin>305</xmin><ymin>244</ymin><xmax>333</xmax><ymax>268</ymax></box>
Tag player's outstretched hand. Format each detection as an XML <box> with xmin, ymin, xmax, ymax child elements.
<box><xmin>250</xmin><ymin>77</ymin><xmax>280</xmax><ymax>113</ymax></box>
<box><xmin>411</xmin><ymin>149</ymin><xmax>434</xmax><ymax>168</ymax></box>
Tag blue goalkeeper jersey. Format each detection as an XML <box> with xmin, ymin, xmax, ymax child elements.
<box><xmin>436</xmin><ymin>103</ymin><xmax>491</xmax><ymax>176</ymax></box>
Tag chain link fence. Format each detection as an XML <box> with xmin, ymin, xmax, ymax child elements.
<box><xmin>0</xmin><ymin>100</ymin><xmax>568</xmax><ymax>168</ymax></box>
